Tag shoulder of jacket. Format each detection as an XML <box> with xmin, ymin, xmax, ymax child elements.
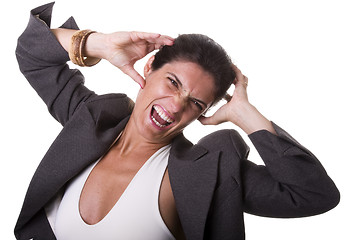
<box><xmin>87</xmin><ymin>93</ymin><xmax>131</xmax><ymax>103</ymax></box>
<box><xmin>198</xmin><ymin>129</ymin><xmax>249</xmax><ymax>158</ymax></box>
<box><xmin>86</xmin><ymin>93</ymin><xmax>134</xmax><ymax>109</ymax></box>
<box><xmin>80</xmin><ymin>93</ymin><xmax>134</xmax><ymax>122</ymax></box>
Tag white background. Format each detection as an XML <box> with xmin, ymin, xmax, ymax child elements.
<box><xmin>1</xmin><ymin>0</ymin><xmax>359</xmax><ymax>239</ymax></box>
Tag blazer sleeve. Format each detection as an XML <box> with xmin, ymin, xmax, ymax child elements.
<box><xmin>15</xmin><ymin>2</ymin><xmax>96</xmax><ymax>126</ymax></box>
<box><xmin>241</xmin><ymin>122</ymin><xmax>340</xmax><ymax>218</ymax></box>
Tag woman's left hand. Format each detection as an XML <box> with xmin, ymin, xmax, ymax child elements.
<box><xmin>199</xmin><ymin>64</ymin><xmax>249</xmax><ymax>125</ymax></box>
<box><xmin>199</xmin><ymin>65</ymin><xmax>276</xmax><ymax>135</ymax></box>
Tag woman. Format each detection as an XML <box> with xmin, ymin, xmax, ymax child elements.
<box><xmin>14</xmin><ymin>3</ymin><xmax>340</xmax><ymax>240</ymax></box>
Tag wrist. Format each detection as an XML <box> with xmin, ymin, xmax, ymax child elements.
<box><xmin>83</xmin><ymin>32</ymin><xmax>108</xmax><ymax>59</ymax></box>
<box><xmin>230</xmin><ymin>103</ymin><xmax>276</xmax><ymax>135</ymax></box>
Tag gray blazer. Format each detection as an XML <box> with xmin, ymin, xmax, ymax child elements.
<box><xmin>14</xmin><ymin>3</ymin><xmax>340</xmax><ymax>240</ymax></box>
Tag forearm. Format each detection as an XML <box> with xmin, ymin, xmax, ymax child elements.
<box><xmin>51</xmin><ymin>28</ymin><xmax>108</xmax><ymax>59</ymax></box>
<box><xmin>230</xmin><ymin>103</ymin><xmax>276</xmax><ymax>135</ymax></box>
<box><xmin>244</xmin><ymin>123</ymin><xmax>340</xmax><ymax>217</ymax></box>
<box><xmin>50</xmin><ymin>28</ymin><xmax>76</xmax><ymax>52</ymax></box>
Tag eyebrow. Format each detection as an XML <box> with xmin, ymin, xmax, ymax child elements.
<box><xmin>167</xmin><ymin>72</ymin><xmax>208</xmax><ymax>108</ymax></box>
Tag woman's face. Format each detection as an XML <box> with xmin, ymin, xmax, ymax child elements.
<box><xmin>131</xmin><ymin>59</ymin><xmax>216</xmax><ymax>144</ymax></box>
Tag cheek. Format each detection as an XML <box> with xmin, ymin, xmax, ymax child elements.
<box><xmin>135</xmin><ymin>81</ymin><xmax>172</xmax><ymax>110</ymax></box>
<box><xmin>180</xmin><ymin>107</ymin><xmax>202</xmax><ymax>124</ymax></box>
<box><xmin>146</xmin><ymin>79</ymin><xmax>174</xmax><ymax>98</ymax></box>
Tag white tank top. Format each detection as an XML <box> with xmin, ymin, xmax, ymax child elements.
<box><xmin>54</xmin><ymin>144</ymin><xmax>175</xmax><ymax>240</ymax></box>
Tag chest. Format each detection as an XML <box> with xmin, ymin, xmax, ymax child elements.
<box><xmin>82</xmin><ymin>144</ymin><xmax>169</xmax><ymax>217</ymax></box>
<box><xmin>54</xmin><ymin>144</ymin><xmax>182</xmax><ymax>239</ymax></box>
<box><xmin>79</xmin><ymin>152</ymin><xmax>158</xmax><ymax>224</ymax></box>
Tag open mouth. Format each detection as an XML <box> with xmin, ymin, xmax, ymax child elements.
<box><xmin>150</xmin><ymin>105</ymin><xmax>175</xmax><ymax>128</ymax></box>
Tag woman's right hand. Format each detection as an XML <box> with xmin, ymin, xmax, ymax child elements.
<box><xmin>87</xmin><ymin>31</ymin><xmax>174</xmax><ymax>88</ymax></box>
<box><xmin>199</xmin><ymin>65</ymin><xmax>277</xmax><ymax>135</ymax></box>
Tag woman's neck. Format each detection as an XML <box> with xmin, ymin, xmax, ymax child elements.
<box><xmin>113</xmin><ymin>115</ymin><xmax>171</xmax><ymax>159</ymax></box>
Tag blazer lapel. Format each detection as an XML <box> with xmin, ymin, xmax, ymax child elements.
<box><xmin>168</xmin><ymin>133</ymin><xmax>219</xmax><ymax>240</ymax></box>
<box><xmin>15</xmin><ymin>105</ymin><xmax>130</xmax><ymax>232</ymax></box>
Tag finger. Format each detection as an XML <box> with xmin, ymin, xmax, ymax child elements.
<box><xmin>198</xmin><ymin>110</ymin><xmax>226</xmax><ymax>125</ymax></box>
<box><xmin>156</xmin><ymin>35</ymin><xmax>175</xmax><ymax>44</ymax></box>
<box><xmin>232</xmin><ymin>64</ymin><xmax>242</xmax><ymax>77</ymax></box>
<box><xmin>154</xmin><ymin>43</ymin><xmax>163</xmax><ymax>50</ymax></box>
<box><xmin>232</xmin><ymin>64</ymin><xmax>245</xmax><ymax>81</ymax></box>
<box><xmin>232</xmin><ymin>64</ymin><xmax>242</xmax><ymax>85</ymax></box>
<box><xmin>237</xmin><ymin>74</ymin><xmax>248</xmax><ymax>88</ymax></box>
<box><xmin>139</xmin><ymin>33</ymin><xmax>174</xmax><ymax>43</ymax></box>
<box><xmin>131</xmin><ymin>31</ymin><xmax>161</xmax><ymax>41</ymax></box>
<box><xmin>163</xmin><ymin>35</ymin><xmax>175</xmax><ymax>42</ymax></box>
<box><xmin>120</xmin><ymin>65</ymin><xmax>146</xmax><ymax>88</ymax></box>
<box><xmin>198</xmin><ymin>115</ymin><xmax>216</xmax><ymax>125</ymax></box>
<box><xmin>131</xmin><ymin>32</ymin><xmax>174</xmax><ymax>52</ymax></box>
<box><xmin>233</xmin><ymin>76</ymin><xmax>239</xmax><ymax>85</ymax></box>
<box><xmin>232</xmin><ymin>64</ymin><xmax>248</xmax><ymax>87</ymax></box>
<box><xmin>132</xmin><ymin>32</ymin><xmax>174</xmax><ymax>46</ymax></box>
<box><xmin>198</xmin><ymin>115</ymin><xmax>224</xmax><ymax>126</ymax></box>
<box><xmin>243</xmin><ymin>75</ymin><xmax>248</xmax><ymax>87</ymax></box>
<box><xmin>152</xmin><ymin>36</ymin><xmax>174</xmax><ymax>49</ymax></box>
<box><xmin>224</xmin><ymin>93</ymin><xmax>232</xmax><ymax>102</ymax></box>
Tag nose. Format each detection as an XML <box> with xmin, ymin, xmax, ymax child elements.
<box><xmin>170</xmin><ymin>91</ymin><xmax>188</xmax><ymax>114</ymax></box>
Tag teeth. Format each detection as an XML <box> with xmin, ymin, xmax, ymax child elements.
<box><xmin>154</xmin><ymin>105</ymin><xmax>174</xmax><ymax>123</ymax></box>
<box><xmin>151</xmin><ymin>116</ymin><xmax>166</xmax><ymax>128</ymax></box>
<box><xmin>160</xmin><ymin>112</ymin><xmax>166</xmax><ymax>120</ymax></box>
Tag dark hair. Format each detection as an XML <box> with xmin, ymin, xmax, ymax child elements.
<box><xmin>152</xmin><ymin>34</ymin><xmax>235</xmax><ymax>104</ymax></box>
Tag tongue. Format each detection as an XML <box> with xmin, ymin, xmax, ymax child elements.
<box><xmin>152</xmin><ymin>108</ymin><xmax>168</xmax><ymax>125</ymax></box>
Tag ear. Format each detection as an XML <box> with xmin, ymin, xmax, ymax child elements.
<box><xmin>144</xmin><ymin>55</ymin><xmax>155</xmax><ymax>78</ymax></box>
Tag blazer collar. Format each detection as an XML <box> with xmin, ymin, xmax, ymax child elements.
<box><xmin>169</xmin><ymin>133</ymin><xmax>219</xmax><ymax>240</ymax></box>
<box><xmin>170</xmin><ymin>132</ymin><xmax>208</xmax><ymax>161</ymax></box>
